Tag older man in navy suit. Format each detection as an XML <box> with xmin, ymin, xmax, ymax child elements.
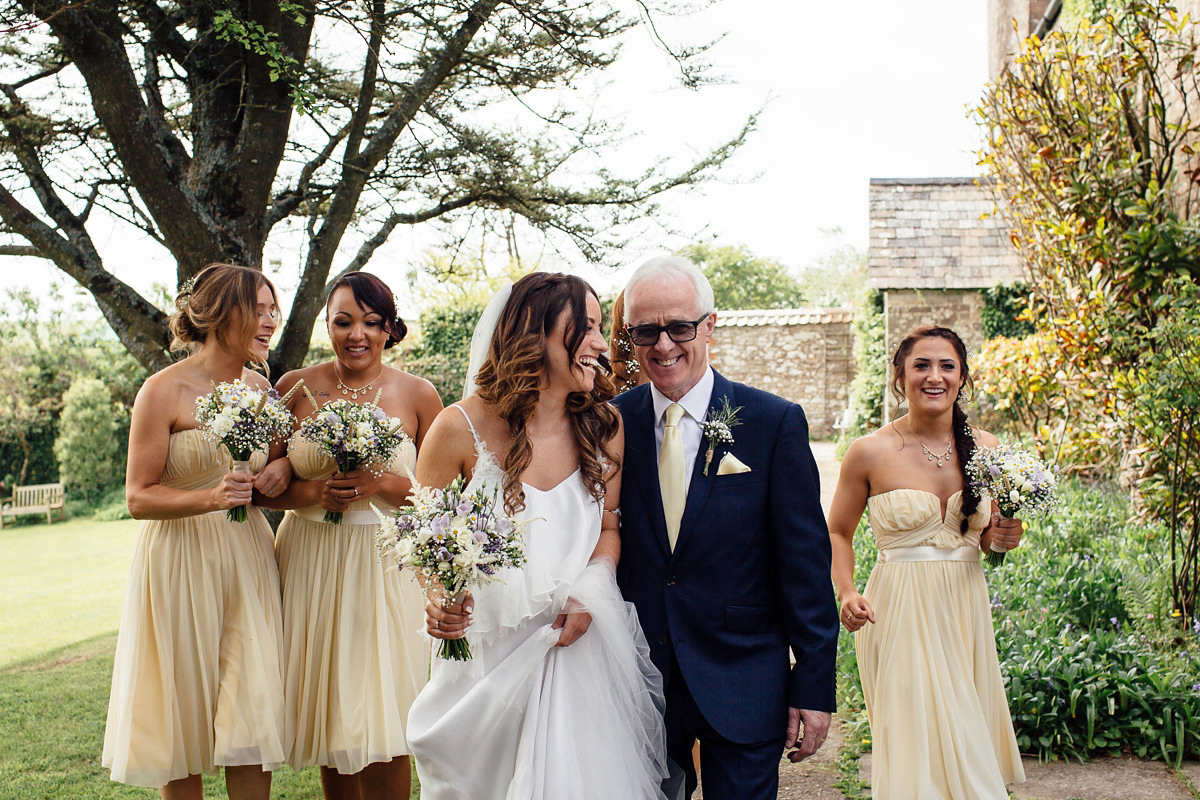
<box><xmin>613</xmin><ymin>256</ymin><xmax>839</xmax><ymax>800</ymax></box>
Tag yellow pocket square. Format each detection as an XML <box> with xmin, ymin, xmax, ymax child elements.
<box><xmin>717</xmin><ymin>452</ymin><xmax>751</xmax><ymax>475</ymax></box>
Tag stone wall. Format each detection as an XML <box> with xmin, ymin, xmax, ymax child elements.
<box><xmin>708</xmin><ymin>308</ymin><xmax>855</xmax><ymax>440</ymax></box>
<box><xmin>868</xmin><ymin>177</ymin><xmax>1025</xmax><ymax>421</ymax></box>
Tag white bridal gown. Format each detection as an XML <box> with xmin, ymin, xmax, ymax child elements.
<box><xmin>406</xmin><ymin>407</ymin><xmax>668</xmax><ymax>799</ymax></box>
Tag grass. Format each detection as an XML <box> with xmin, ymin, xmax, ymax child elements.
<box><xmin>0</xmin><ymin>517</ymin><xmax>140</xmax><ymax>667</ymax></box>
<box><xmin>0</xmin><ymin>634</ymin><xmax>326</xmax><ymax>799</ymax></box>
<box><xmin>0</xmin><ymin>516</ymin><xmax>415</xmax><ymax>798</ymax></box>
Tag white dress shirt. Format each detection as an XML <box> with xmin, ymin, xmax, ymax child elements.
<box><xmin>651</xmin><ymin>367</ymin><xmax>715</xmax><ymax>495</ymax></box>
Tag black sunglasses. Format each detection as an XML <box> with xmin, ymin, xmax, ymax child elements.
<box><xmin>625</xmin><ymin>314</ymin><xmax>711</xmax><ymax>347</ymax></box>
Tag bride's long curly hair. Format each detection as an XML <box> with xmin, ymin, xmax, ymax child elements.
<box><xmin>891</xmin><ymin>325</ymin><xmax>979</xmax><ymax>535</ymax></box>
<box><xmin>474</xmin><ymin>273</ymin><xmax>620</xmax><ymax>514</ymax></box>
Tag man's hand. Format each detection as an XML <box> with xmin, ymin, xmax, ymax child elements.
<box><xmin>785</xmin><ymin>708</ymin><xmax>831</xmax><ymax>763</ymax></box>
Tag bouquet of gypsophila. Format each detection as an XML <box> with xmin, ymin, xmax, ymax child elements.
<box><xmin>297</xmin><ymin>397</ymin><xmax>411</xmax><ymax>524</ymax></box>
<box><xmin>966</xmin><ymin>443</ymin><xmax>1058</xmax><ymax>566</ymax></box>
<box><xmin>376</xmin><ymin>475</ymin><xmax>526</xmax><ymax>661</ymax></box>
<box><xmin>193</xmin><ymin>379</ymin><xmax>299</xmax><ymax>521</ymax></box>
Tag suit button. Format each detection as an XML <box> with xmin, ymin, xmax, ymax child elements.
<box><xmin>658</xmin><ymin>635</ymin><xmax>668</xmax><ymax>646</ymax></box>
<box><xmin>666</xmin><ymin>576</ymin><xmax>677</xmax><ymax>586</ymax></box>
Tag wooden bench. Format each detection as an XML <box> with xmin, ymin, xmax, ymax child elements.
<box><xmin>0</xmin><ymin>482</ymin><xmax>66</xmax><ymax>527</ymax></box>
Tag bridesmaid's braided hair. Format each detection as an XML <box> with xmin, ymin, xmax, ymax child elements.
<box><xmin>891</xmin><ymin>325</ymin><xmax>979</xmax><ymax>535</ymax></box>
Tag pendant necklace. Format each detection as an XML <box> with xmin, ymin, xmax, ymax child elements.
<box><xmin>911</xmin><ymin>424</ymin><xmax>953</xmax><ymax>468</ymax></box>
<box><xmin>334</xmin><ymin>363</ymin><xmax>384</xmax><ymax>400</ymax></box>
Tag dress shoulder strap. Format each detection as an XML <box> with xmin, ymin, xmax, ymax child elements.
<box><xmin>453</xmin><ymin>404</ymin><xmax>482</xmax><ymax>441</ymax></box>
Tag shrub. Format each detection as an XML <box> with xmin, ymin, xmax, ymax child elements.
<box><xmin>837</xmin><ymin>288</ymin><xmax>884</xmax><ymax>456</ymax></box>
<box><xmin>53</xmin><ymin>377</ymin><xmax>120</xmax><ymax>498</ymax></box>
<box><xmin>991</xmin><ymin>478</ymin><xmax>1200</xmax><ymax>763</ymax></box>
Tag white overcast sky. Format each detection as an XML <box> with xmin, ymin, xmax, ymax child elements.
<box><xmin>6</xmin><ymin>0</ymin><xmax>990</xmax><ymax>314</ymax></box>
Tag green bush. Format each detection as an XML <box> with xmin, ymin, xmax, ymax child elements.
<box><xmin>837</xmin><ymin>287</ymin><xmax>884</xmax><ymax>456</ymax></box>
<box><xmin>990</xmin><ymin>478</ymin><xmax>1200</xmax><ymax>763</ymax></box>
<box><xmin>839</xmin><ymin>476</ymin><xmax>1200</xmax><ymax>765</ymax></box>
<box><xmin>981</xmin><ymin>283</ymin><xmax>1035</xmax><ymax>340</ymax></box>
<box><xmin>53</xmin><ymin>377</ymin><xmax>121</xmax><ymax>498</ymax></box>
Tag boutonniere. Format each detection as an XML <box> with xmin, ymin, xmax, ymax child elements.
<box><xmin>700</xmin><ymin>397</ymin><xmax>743</xmax><ymax>476</ymax></box>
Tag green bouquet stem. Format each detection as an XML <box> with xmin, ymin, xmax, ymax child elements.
<box><xmin>985</xmin><ymin>508</ymin><xmax>1019</xmax><ymax>567</ymax></box>
<box><xmin>324</xmin><ymin>458</ymin><xmax>360</xmax><ymax>525</ymax></box>
<box><xmin>228</xmin><ymin>459</ymin><xmax>253</xmax><ymax>523</ymax></box>
<box><xmin>438</xmin><ymin>637</ymin><xmax>472</xmax><ymax>661</ymax></box>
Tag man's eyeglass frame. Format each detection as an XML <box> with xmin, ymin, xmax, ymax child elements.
<box><xmin>625</xmin><ymin>313</ymin><xmax>712</xmax><ymax>347</ymax></box>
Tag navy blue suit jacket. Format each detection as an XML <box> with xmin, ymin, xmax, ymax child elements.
<box><xmin>614</xmin><ymin>370</ymin><xmax>839</xmax><ymax>744</ymax></box>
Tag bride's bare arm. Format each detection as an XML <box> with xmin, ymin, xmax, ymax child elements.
<box><xmin>416</xmin><ymin>405</ymin><xmax>479</xmax><ymax>641</ymax></box>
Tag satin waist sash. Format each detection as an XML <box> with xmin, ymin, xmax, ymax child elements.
<box><xmin>877</xmin><ymin>545</ymin><xmax>979</xmax><ymax>564</ymax></box>
<box><xmin>291</xmin><ymin>506</ymin><xmax>383</xmax><ymax>526</ymax></box>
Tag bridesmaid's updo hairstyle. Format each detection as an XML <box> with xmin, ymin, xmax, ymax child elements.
<box><xmin>325</xmin><ymin>271</ymin><xmax>408</xmax><ymax>348</ymax></box>
<box><xmin>169</xmin><ymin>263</ymin><xmax>279</xmax><ymax>370</ymax></box>
<box><xmin>891</xmin><ymin>325</ymin><xmax>980</xmax><ymax>535</ymax></box>
<box><xmin>475</xmin><ymin>272</ymin><xmax>619</xmax><ymax>514</ymax></box>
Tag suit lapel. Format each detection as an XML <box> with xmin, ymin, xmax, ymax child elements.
<box><xmin>673</xmin><ymin>371</ymin><xmax>735</xmax><ymax>556</ymax></box>
<box><xmin>625</xmin><ymin>387</ymin><xmax>673</xmax><ymax>557</ymax></box>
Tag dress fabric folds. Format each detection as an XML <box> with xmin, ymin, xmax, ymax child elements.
<box><xmin>856</xmin><ymin>488</ymin><xmax>1025</xmax><ymax>800</ymax></box>
<box><xmin>103</xmin><ymin>429</ymin><xmax>286</xmax><ymax>788</ymax></box>
<box><xmin>275</xmin><ymin>437</ymin><xmax>428</xmax><ymax>773</ymax></box>
<box><xmin>407</xmin><ymin>410</ymin><xmax>668</xmax><ymax>799</ymax></box>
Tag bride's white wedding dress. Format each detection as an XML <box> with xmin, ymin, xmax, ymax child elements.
<box><xmin>407</xmin><ymin>407</ymin><xmax>668</xmax><ymax>799</ymax></box>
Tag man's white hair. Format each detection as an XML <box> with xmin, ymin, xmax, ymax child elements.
<box><xmin>624</xmin><ymin>255</ymin><xmax>716</xmax><ymax>316</ymax></box>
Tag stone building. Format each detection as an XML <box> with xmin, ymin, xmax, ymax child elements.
<box><xmin>708</xmin><ymin>308</ymin><xmax>855</xmax><ymax>439</ymax></box>
<box><xmin>867</xmin><ymin>177</ymin><xmax>1025</xmax><ymax>420</ymax></box>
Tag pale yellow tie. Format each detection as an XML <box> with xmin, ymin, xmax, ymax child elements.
<box><xmin>659</xmin><ymin>402</ymin><xmax>686</xmax><ymax>550</ymax></box>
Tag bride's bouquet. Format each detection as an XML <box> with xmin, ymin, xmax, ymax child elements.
<box><xmin>194</xmin><ymin>379</ymin><xmax>298</xmax><ymax>521</ymax></box>
<box><xmin>376</xmin><ymin>475</ymin><xmax>526</xmax><ymax>661</ymax></box>
<box><xmin>966</xmin><ymin>444</ymin><xmax>1058</xmax><ymax>565</ymax></box>
<box><xmin>296</xmin><ymin>397</ymin><xmax>411</xmax><ymax>524</ymax></box>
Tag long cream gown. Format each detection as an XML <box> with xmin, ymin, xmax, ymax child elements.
<box><xmin>856</xmin><ymin>489</ymin><xmax>1024</xmax><ymax>799</ymax></box>
<box><xmin>103</xmin><ymin>430</ymin><xmax>286</xmax><ymax>788</ymax></box>
<box><xmin>274</xmin><ymin>437</ymin><xmax>428</xmax><ymax>773</ymax></box>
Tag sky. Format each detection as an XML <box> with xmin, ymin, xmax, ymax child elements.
<box><xmin>3</xmin><ymin>0</ymin><xmax>991</xmax><ymax>317</ymax></box>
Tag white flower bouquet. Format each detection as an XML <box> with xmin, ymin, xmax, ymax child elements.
<box><xmin>297</xmin><ymin>398</ymin><xmax>411</xmax><ymax>524</ymax></box>
<box><xmin>966</xmin><ymin>444</ymin><xmax>1058</xmax><ymax>565</ymax></box>
<box><xmin>376</xmin><ymin>475</ymin><xmax>526</xmax><ymax>660</ymax></box>
<box><xmin>193</xmin><ymin>379</ymin><xmax>298</xmax><ymax>521</ymax></box>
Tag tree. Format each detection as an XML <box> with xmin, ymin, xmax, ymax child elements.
<box><xmin>975</xmin><ymin>0</ymin><xmax>1200</xmax><ymax>621</ymax></box>
<box><xmin>0</xmin><ymin>0</ymin><xmax>751</xmax><ymax>374</ymax></box>
<box><xmin>0</xmin><ymin>287</ymin><xmax>144</xmax><ymax>485</ymax></box>
<box><xmin>795</xmin><ymin>228</ymin><xmax>866</xmax><ymax>308</ymax></box>
<box><xmin>677</xmin><ymin>242</ymin><xmax>805</xmax><ymax>310</ymax></box>
<box><xmin>54</xmin><ymin>376</ymin><xmax>119</xmax><ymax>496</ymax></box>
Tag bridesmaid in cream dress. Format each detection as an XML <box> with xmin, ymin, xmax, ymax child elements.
<box><xmin>828</xmin><ymin>325</ymin><xmax>1026</xmax><ymax>800</ymax></box>
<box><xmin>260</xmin><ymin>272</ymin><xmax>441</xmax><ymax>800</ymax></box>
<box><xmin>103</xmin><ymin>264</ymin><xmax>291</xmax><ymax>800</ymax></box>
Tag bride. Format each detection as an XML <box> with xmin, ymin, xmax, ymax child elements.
<box><xmin>406</xmin><ymin>272</ymin><xmax>668</xmax><ymax>799</ymax></box>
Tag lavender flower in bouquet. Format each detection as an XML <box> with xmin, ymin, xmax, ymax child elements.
<box><xmin>193</xmin><ymin>379</ymin><xmax>298</xmax><ymax>521</ymax></box>
<box><xmin>376</xmin><ymin>475</ymin><xmax>526</xmax><ymax>660</ymax></box>
<box><xmin>966</xmin><ymin>444</ymin><xmax>1057</xmax><ymax>566</ymax></box>
<box><xmin>296</xmin><ymin>397</ymin><xmax>411</xmax><ymax>524</ymax></box>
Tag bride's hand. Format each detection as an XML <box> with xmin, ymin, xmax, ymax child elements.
<box><xmin>552</xmin><ymin>607</ymin><xmax>592</xmax><ymax>647</ymax></box>
<box><xmin>839</xmin><ymin>593</ymin><xmax>875</xmax><ymax>633</ymax></box>
<box><xmin>426</xmin><ymin>591</ymin><xmax>472</xmax><ymax>640</ymax></box>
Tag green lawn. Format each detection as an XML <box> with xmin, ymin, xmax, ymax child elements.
<box><xmin>0</xmin><ymin>516</ymin><xmax>413</xmax><ymax>798</ymax></box>
<box><xmin>0</xmin><ymin>635</ymin><xmax>326</xmax><ymax>799</ymax></box>
<box><xmin>0</xmin><ymin>517</ymin><xmax>139</xmax><ymax>667</ymax></box>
